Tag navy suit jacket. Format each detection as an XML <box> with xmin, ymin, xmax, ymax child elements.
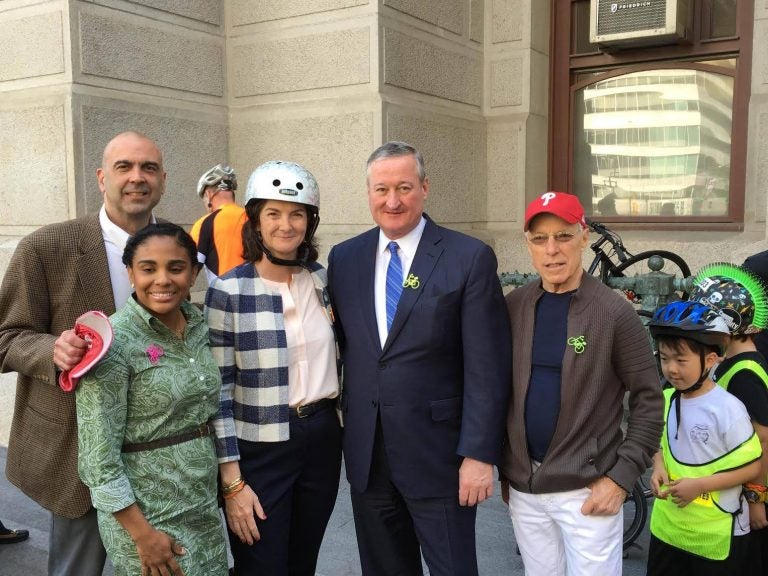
<box><xmin>327</xmin><ymin>216</ymin><xmax>511</xmax><ymax>499</ymax></box>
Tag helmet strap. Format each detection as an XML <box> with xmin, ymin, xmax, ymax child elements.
<box><xmin>672</xmin><ymin>349</ymin><xmax>711</xmax><ymax>439</ymax></box>
<box><xmin>206</xmin><ymin>188</ymin><xmax>220</xmax><ymax>211</ymax></box>
<box><xmin>261</xmin><ymin>243</ymin><xmax>310</xmax><ymax>267</ymax></box>
<box><xmin>255</xmin><ymin>233</ymin><xmax>312</xmax><ymax>268</ymax></box>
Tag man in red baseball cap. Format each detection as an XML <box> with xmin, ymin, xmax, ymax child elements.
<box><xmin>520</xmin><ymin>192</ymin><xmax>589</xmax><ymax>293</ymax></box>
<box><xmin>523</xmin><ymin>191</ymin><xmax>587</xmax><ymax>231</ymax></box>
<box><xmin>500</xmin><ymin>191</ymin><xmax>663</xmax><ymax>576</ymax></box>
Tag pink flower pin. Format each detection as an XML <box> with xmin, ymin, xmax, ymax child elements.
<box><xmin>146</xmin><ymin>344</ymin><xmax>164</xmax><ymax>365</ymax></box>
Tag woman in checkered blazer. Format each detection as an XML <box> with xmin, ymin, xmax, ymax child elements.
<box><xmin>206</xmin><ymin>161</ymin><xmax>341</xmax><ymax>576</ymax></box>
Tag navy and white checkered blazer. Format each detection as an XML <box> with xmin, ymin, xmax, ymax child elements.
<box><xmin>205</xmin><ymin>260</ymin><xmax>336</xmax><ymax>460</ymax></box>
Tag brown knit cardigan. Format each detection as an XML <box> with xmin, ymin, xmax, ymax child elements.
<box><xmin>501</xmin><ymin>272</ymin><xmax>664</xmax><ymax>494</ymax></box>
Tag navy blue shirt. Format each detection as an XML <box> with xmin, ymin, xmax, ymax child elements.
<box><xmin>525</xmin><ymin>291</ymin><xmax>573</xmax><ymax>462</ymax></box>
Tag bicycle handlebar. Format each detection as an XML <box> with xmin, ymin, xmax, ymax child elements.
<box><xmin>587</xmin><ymin>219</ymin><xmax>631</xmax><ymax>262</ymax></box>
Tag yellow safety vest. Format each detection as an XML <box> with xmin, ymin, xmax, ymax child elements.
<box><xmin>714</xmin><ymin>358</ymin><xmax>768</xmax><ymax>391</ymax></box>
<box><xmin>713</xmin><ymin>358</ymin><xmax>768</xmax><ymax>486</ymax></box>
<box><xmin>650</xmin><ymin>388</ymin><xmax>761</xmax><ymax>560</ymax></box>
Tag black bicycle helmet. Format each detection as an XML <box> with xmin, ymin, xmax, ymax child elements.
<box><xmin>689</xmin><ymin>262</ymin><xmax>768</xmax><ymax>336</ymax></box>
<box><xmin>649</xmin><ymin>300</ymin><xmax>730</xmax><ymax>355</ymax></box>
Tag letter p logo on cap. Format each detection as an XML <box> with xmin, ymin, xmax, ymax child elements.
<box><xmin>523</xmin><ymin>191</ymin><xmax>586</xmax><ymax>231</ymax></box>
<box><xmin>540</xmin><ymin>192</ymin><xmax>556</xmax><ymax>206</ymax></box>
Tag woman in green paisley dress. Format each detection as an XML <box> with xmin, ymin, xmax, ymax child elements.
<box><xmin>76</xmin><ymin>223</ymin><xmax>227</xmax><ymax>576</ymax></box>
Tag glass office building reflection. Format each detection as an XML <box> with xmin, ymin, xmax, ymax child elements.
<box><xmin>573</xmin><ymin>62</ymin><xmax>734</xmax><ymax>218</ymax></box>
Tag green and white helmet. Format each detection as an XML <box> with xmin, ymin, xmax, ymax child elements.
<box><xmin>689</xmin><ymin>262</ymin><xmax>768</xmax><ymax>335</ymax></box>
<box><xmin>196</xmin><ymin>164</ymin><xmax>237</xmax><ymax>197</ymax></box>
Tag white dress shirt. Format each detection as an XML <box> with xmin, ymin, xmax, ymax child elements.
<box><xmin>99</xmin><ymin>205</ymin><xmax>156</xmax><ymax>309</ymax></box>
<box><xmin>374</xmin><ymin>216</ymin><xmax>427</xmax><ymax>347</ymax></box>
<box><xmin>262</xmin><ymin>270</ymin><xmax>338</xmax><ymax>407</ymax></box>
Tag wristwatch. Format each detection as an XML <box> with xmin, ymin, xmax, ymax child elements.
<box><xmin>743</xmin><ymin>483</ymin><xmax>768</xmax><ymax>504</ymax></box>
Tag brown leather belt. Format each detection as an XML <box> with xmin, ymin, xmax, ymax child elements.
<box><xmin>289</xmin><ymin>398</ymin><xmax>335</xmax><ymax>419</ymax></box>
<box><xmin>122</xmin><ymin>422</ymin><xmax>213</xmax><ymax>453</ymax></box>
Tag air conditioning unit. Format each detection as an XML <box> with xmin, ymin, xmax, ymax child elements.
<box><xmin>590</xmin><ymin>0</ymin><xmax>691</xmax><ymax>48</ymax></box>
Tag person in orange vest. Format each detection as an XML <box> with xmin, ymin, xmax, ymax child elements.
<box><xmin>190</xmin><ymin>164</ymin><xmax>247</xmax><ymax>284</ymax></box>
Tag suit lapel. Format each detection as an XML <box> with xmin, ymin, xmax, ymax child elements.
<box><xmin>77</xmin><ymin>215</ymin><xmax>117</xmax><ymax>315</ymax></box>
<box><xmin>383</xmin><ymin>218</ymin><xmax>443</xmax><ymax>354</ymax></box>
<box><xmin>357</xmin><ymin>230</ymin><xmax>382</xmax><ymax>352</ymax></box>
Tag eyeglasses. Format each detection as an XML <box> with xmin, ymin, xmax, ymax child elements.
<box><xmin>526</xmin><ymin>231</ymin><xmax>579</xmax><ymax>246</ymax></box>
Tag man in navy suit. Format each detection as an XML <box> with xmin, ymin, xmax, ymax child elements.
<box><xmin>327</xmin><ymin>141</ymin><xmax>511</xmax><ymax>575</ymax></box>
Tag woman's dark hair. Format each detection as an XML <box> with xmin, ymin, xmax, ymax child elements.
<box><xmin>242</xmin><ymin>199</ymin><xmax>319</xmax><ymax>264</ymax></box>
<box><xmin>123</xmin><ymin>222</ymin><xmax>199</xmax><ymax>269</ymax></box>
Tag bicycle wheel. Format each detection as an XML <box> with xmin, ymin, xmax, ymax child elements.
<box><xmin>614</xmin><ymin>250</ymin><xmax>690</xmax><ymax>278</ymax></box>
<box><xmin>623</xmin><ymin>481</ymin><xmax>649</xmax><ymax>550</ymax></box>
<box><xmin>609</xmin><ymin>250</ymin><xmax>692</xmax><ymax>303</ymax></box>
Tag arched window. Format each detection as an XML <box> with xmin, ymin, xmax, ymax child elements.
<box><xmin>550</xmin><ymin>0</ymin><xmax>752</xmax><ymax>227</ymax></box>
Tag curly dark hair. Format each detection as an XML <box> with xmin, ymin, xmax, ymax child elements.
<box><xmin>122</xmin><ymin>222</ymin><xmax>199</xmax><ymax>269</ymax></box>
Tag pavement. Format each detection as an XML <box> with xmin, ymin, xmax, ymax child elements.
<box><xmin>0</xmin><ymin>443</ymin><xmax>653</xmax><ymax>575</ymax></box>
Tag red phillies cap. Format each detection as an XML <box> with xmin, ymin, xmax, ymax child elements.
<box><xmin>524</xmin><ymin>192</ymin><xmax>586</xmax><ymax>231</ymax></box>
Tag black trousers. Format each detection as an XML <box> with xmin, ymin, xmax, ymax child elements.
<box><xmin>230</xmin><ymin>405</ymin><xmax>342</xmax><ymax>576</ymax></box>
<box><xmin>752</xmin><ymin>521</ymin><xmax>768</xmax><ymax>576</ymax></box>
<box><xmin>646</xmin><ymin>533</ymin><xmax>752</xmax><ymax>576</ymax></box>
<box><xmin>350</xmin><ymin>422</ymin><xmax>478</xmax><ymax>576</ymax></box>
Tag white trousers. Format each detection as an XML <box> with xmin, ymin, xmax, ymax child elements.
<box><xmin>508</xmin><ymin>484</ymin><xmax>623</xmax><ymax>576</ymax></box>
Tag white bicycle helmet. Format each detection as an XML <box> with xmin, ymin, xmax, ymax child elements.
<box><xmin>196</xmin><ymin>164</ymin><xmax>237</xmax><ymax>198</ymax></box>
<box><xmin>244</xmin><ymin>160</ymin><xmax>319</xmax><ymax>208</ymax></box>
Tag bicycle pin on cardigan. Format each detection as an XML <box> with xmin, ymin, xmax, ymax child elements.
<box><xmin>567</xmin><ymin>335</ymin><xmax>586</xmax><ymax>354</ymax></box>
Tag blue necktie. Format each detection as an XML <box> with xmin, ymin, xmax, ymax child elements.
<box><xmin>385</xmin><ymin>241</ymin><xmax>403</xmax><ymax>331</ymax></box>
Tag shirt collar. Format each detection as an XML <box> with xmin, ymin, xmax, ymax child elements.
<box><xmin>377</xmin><ymin>216</ymin><xmax>427</xmax><ymax>259</ymax></box>
<box><xmin>126</xmin><ymin>295</ymin><xmax>202</xmax><ymax>333</ymax></box>
<box><xmin>99</xmin><ymin>205</ymin><xmax>157</xmax><ymax>251</ymax></box>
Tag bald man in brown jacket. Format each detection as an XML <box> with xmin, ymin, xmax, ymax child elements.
<box><xmin>0</xmin><ymin>131</ymin><xmax>166</xmax><ymax>575</ymax></box>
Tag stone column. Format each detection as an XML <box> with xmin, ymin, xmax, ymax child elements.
<box><xmin>226</xmin><ymin>0</ymin><xmax>498</xmax><ymax>255</ymax></box>
<box><xmin>485</xmin><ymin>0</ymin><xmax>550</xmax><ymax>269</ymax></box>
<box><xmin>0</xmin><ymin>0</ymin><xmax>229</xmax><ymax>243</ymax></box>
<box><xmin>0</xmin><ymin>0</ymin><xmax>229</xmax><ymax>442</ymax></box>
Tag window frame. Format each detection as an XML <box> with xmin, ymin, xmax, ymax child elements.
<box><xmin>549</xmin><ymin>0</ymin><xmax>754</xmax><ymax>228</ymax></box>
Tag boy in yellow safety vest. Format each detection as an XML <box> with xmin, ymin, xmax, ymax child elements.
<box><xmin>646</xmin><ymin>300</ymin><xmax>762</xmax><ymax>575</ymax></box>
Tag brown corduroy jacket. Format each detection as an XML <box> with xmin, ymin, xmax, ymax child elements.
<box><xmin>501</xmin><ymin>272</ymin><xmax>664</xmax><ymax>494</ymax></box>
<box><xmin>0</xmin><ymin>214</ymin><xmax>116</xmax><ymax>518</ymax></box>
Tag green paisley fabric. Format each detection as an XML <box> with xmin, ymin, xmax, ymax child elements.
<box><xmin>76</xmin><ymin>297</ymin><xmax>227</xmax><ymax>575</ymax></box>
